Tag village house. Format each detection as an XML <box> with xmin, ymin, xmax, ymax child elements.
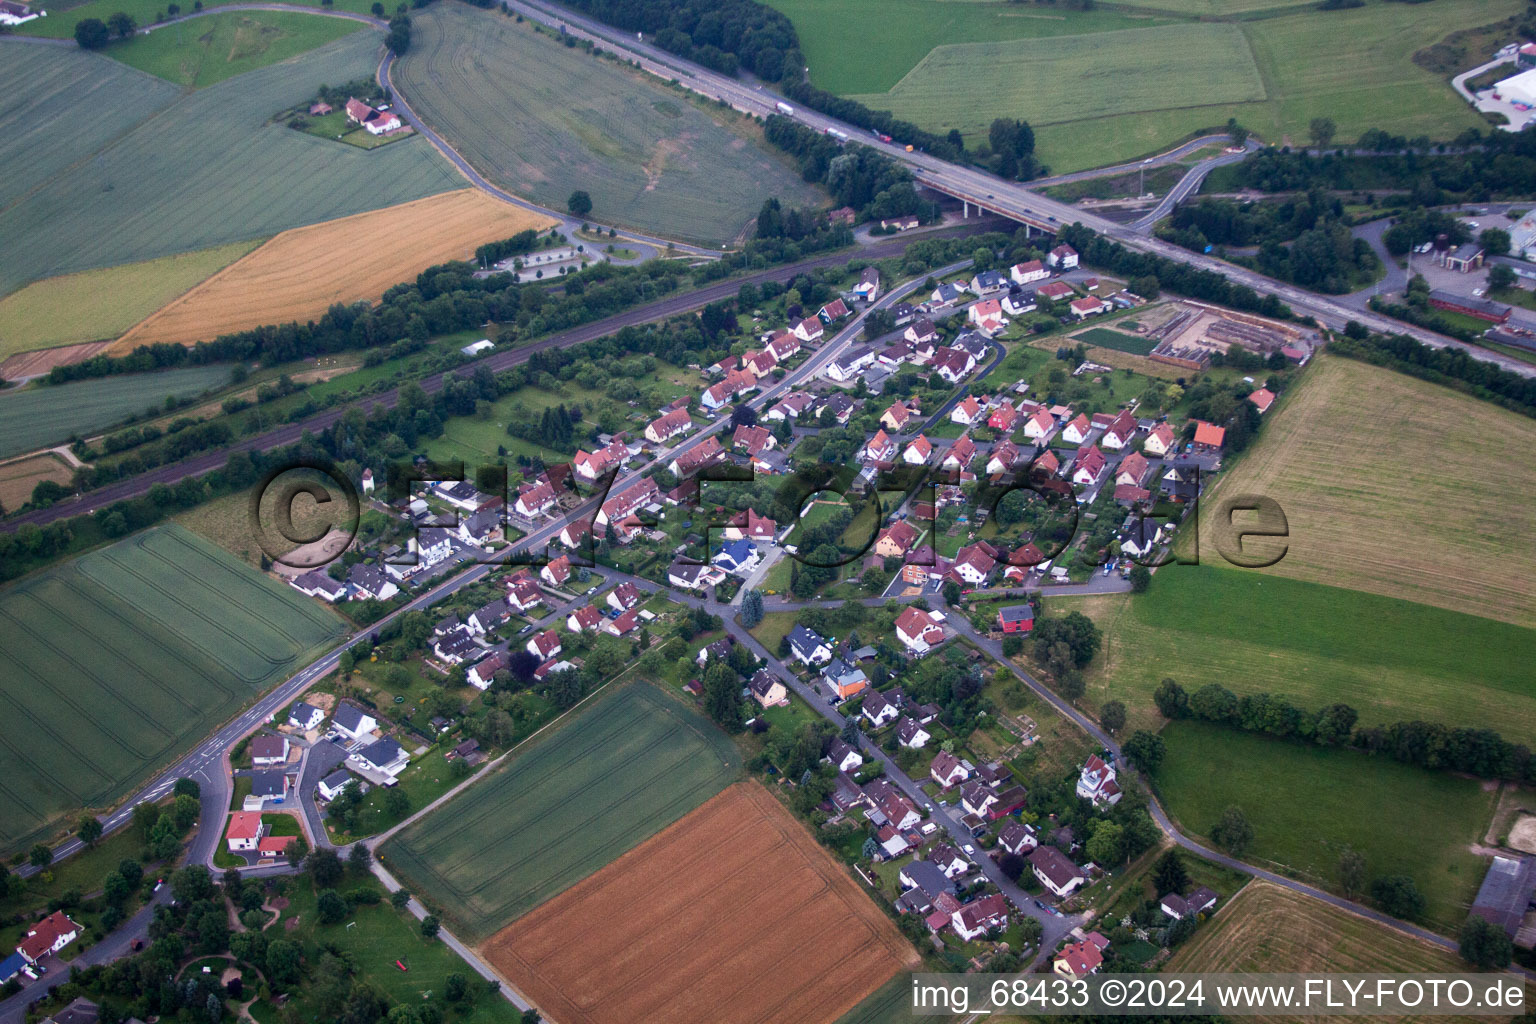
<box><xmin>970</xmin><ymin>269</ymin><xmax>1008</xmax><ymax>296</ymax></box>
<box><xmin>347</xmin><ymin>564</ymin><xmax>398</xmax><ymax>602</ymax></box>
<box><xmin>968</xmin><ymin>299</ymin><xmax>1006</xmax><ymax>334</ymax></box>
<box><xmin>1038</xmin><ymin>280</ymin><xmax>1075</xmax><ymax>302</ymax></box>
<box><xmin>1023</xmin><ymin>408</ymin><xmax>1056</xmax><ymax>442</ymax></box>
<box><xmin>863</xmin><ymin>428</ymin><xmax>898</xmax><ymax>464</ymax></box>
<box><xmin>290</xmin><ymin>569</ymin><xmax>347</xmax><ymax>603</ymax></box>
<box><xmin>602</xmin><ymin>607</ymin><xmax>639</xmax><ymax>637</ymax></box>
<box><xmin>931</xmin><ymin>281</ymin><xmax>967</xmax><ymax>306</ymax></box>
<box><xmin>226</xmin><ymin>811</ymin><xmax>263</xmax><ymax>853</ymax></box>
<box><xmin>748</xmin><ymin>669</ymin><xmax>788</xmax><ymax>707</ymax></box>
<box><xmin>929</xmin><ymin>750</ymin><xmax>970</xmax><ymax>788</ymax></box>
<box><xmin>880</xmin><ymin>399</ymin><xmax>918</xmax><ymax>431</ymax></box>
<box><xmin>251</xmin><ymin>734</ymin><xmax>289</xmax><ymax>767</ymax></box>
<box><xmin>895</xmin><ymin>859</ymin><xmax>959</xmax><ymax>915</ymax></box>
<box><xmin>874</xmin><ymin>520</ymin><xmax>920</xmax><ymax>559</ymax></box>
<box><xmin>987</xmin><ymin>401</ymin><xmax>1019</xmax><ymax>433</ymax></box>
<box><xmin>895</xmin><ymin>606</ymin><xmax>946</xmax><ymax>655</ymax></box>
<box><xmin>1030</xmin><ymin>844</ymin><xmax>1088</xmax><ymax>898</ymax></box>
<box><xmin>862</xmin><ymin>689</ymin><xmax>902</xmax><ymax>728</ymax></box>
<box><xmin>1072</xmin><ymin>445</ymin><xmax>1108</xmax><ymax>488</ymax></box>
<box><xmin>949</xmin><ymin>395</ymin><xmax>986</xmax><ymax>427</ymax></box>
<box><xmin>743</xmin><ymin>349</ymin><xmax>777</xmax><ymax>378</ymax></box>
<box><xmin>854</xmin><ymin>266</ymin><xmax>881</xmax><ymax>301</ymax></box>
<box><xmin>1061</xmin><ymin>414</ymin><xmax>1092</xmax><ymax>445</ymax></box>
<box><xmin>245</xmin><ymin>770</ymin><xmax>288</xmax><ymax>809</ymax></box>
<box><xmin>646</xmin><ymin>407</ymin><xmax>693</xmax><ymax>444</ymax></box>
<box><xmin>819</xmin><ymin>298</ymin><xmax>850</xmax><ymax>323</ymax></box>
<box><xmin>467</xmin><ymin>652</ymin><xmax>509</xmax><ymax>690</ymax></box>
<box><xmin>288</xmin><ymin>702</ymin><xmax>324</xmax><ymax>732</ymax></box>
<box><xmin>732</xmin><ymin>423</ymin><xmax>776</xmax><ymax>457</ymax></box>
<box><xmin>1115</xmin><ymin>452</ymin><xmax>1151</xmax><ymax>489</ymax></box>
<box><xmin>527</xmin><ymin>629</ymin><xmax>562</xmax><ymax>661</ymax></box>
<box><xmin>997</xmin><ymin>820</ymin><xmax>1038</xmax><ymax>856</ymax></box>
<box><xmin>866</xmin><ymin>778</ymin><xmax>922</xmax><ymax>831</ymax></box>
<box><xmin>353</xmin><ymin>737</ymin><xmax>409</xmax><ymax>777</ymax></box>
<box><xmin>702</xmin><ymin>369</ymin><xmax>759</xmax><ymax>411</ymax></box>
<box><xmin>466</xmin><ymin>597</ymin><xmax>511</xmax><ymax>635</ymax></box>
<box><xmin>317</xmin><ymin>770</ymin><xmax>354</xmax><ymax>802</ymax></box>
<box><xmin>951</xmin><ymin>893</ymin><xmax>1010</xmax><ymax>941</ymax></box>
<box><xmin>792</xmin><ymin>316</ymin><xmax>825</xmax><ymax>343</ymax></box>
<box><xmin>997</xmin><ymin>604</ymin><xmax>1035</xmax><ymax>633</ymax></box>
<box><xmin>608</xmin><ymin>581</ymin><xmax>642</xmax><ymax>611</ymax></box>
<box><xmin>1047</xmin><ymin>244</ymin><xmax>1079</xmax><ymax>270</ymax></box>
<box><xmin>932</xmin><ymin>347</ymin><xmax>977</xmax><ymax>384</ymax></box>
<box><xmin>1076</xmin><ymin>754</ymin><xmax>1122</xmax><ymax>806</ymax></box>
<box><xmin>17</xmin><ymin>911</ymin><xmax>79</xmax><ymax>966</ymax></box>
<box><xmin>344</xmin><ymin>97</ymin><xmax>402</xmax><ymax>135</ymax></box>
<box><xmin>941</xmin><ymin>434</ymin><xmax>977</xmax><ymax>472</ymax></box>
<box><xmin>1143</xmin><ymin>422</ymin><xmax>1177</xmax><ymax>457</ymax></box>
<box><xmin>573</xmin><ymin>440</ymin><xmax>630</xmax><ymax>482</ymax></box>
<box><xmin>823</xmin><ymin>346</ymin><xmax>876</xmax><ymax>383</ymax></box>
<box><xmin>1101</xmin><ymin>409</ymin><xmax>1139</xmax><ymax>451</ymax></box>
<box><xmin>1011</xmin><ymin>259</ymin><xmax>1050</xmax><ymax>285</ymax></box>
<box><xmin>1249</xmin><ymin>387</ymin><xmax>1276</xmax><ymax>414</ymax></box>
<box><xmin>1160</xmin><ymin>887</ymin><xmax>1219</xmax><ymax>920</ymax></box>
<box><xmin>903</xmin><ymin>434</ymin><xmax>934</xmax><ymax>465</ymax></box>
<box><xmin>596</xmin><ymin>478</ymin><xmax>660</xmax><ymax>526</ymax></box>
<box><xmin>951</xmin><ymin>542</ymin><xmax>997</xmax><ymax>587</ymax></box>
<box><xmin>541</xmin><ymin>555</ymin><xmax>572</xmax><ymax>588</ymax></box>
<box><xmin>896</xmin><ymin>716</ymin><xmax>930</xmax><ymax>749</ymax></box>
<box><xmin>713</xmin><ymin>538</ymin><xmax>759</xmax><ymax>576</ymax></box>
<box><xmin>904</xmin><ymin>318</ymin><xmax>939</xmax><ymax>347</ymax></box>
<box><xmin>558</xmin><ymin>517</ymin><xmax>594</xmax><ymax>550</ymax></box>
<box><xmin>505</xmin><ymin>573</ymin><xmax>544</xmax><ymax>613</ymax></box>
<box><xmin>787</xmin><ymin>625</ymin><xmax>833</xmax><ymax>666</ymax></box>
<box><xmin>767</xmin><ymin>391</ymin><xmax>814</xmax><ymax>421</ymax></box>
<box><xmin>332</xmin><ymin>703</ymin><xmax>377</xmax><ymax>743</ymax></box>
<box><xmin>1192</xmin><ymin>420</ymin><xmax>1226</xmax><ymax>452</ymax></box>
<box><xmin>1069</xmin><ymin>296</ymin><xmax>1108</xmax><ymax>320</ymax></box>
<box><xmin>1003</xmin><ymin>287</ymin><xmax>1037</xmax><ymax>317</ymax></box>
<box><xmin>767</xmin><ymin>331</ymin><xmax>801</xmax><ymax>364</ymax></box>
<box><xmin>822</xmin><ymin>657</ymin><xmax>870</xmax><ymax>699</ymax></box>
<box><xmin>827</xmin><ymin>737</ymin><xmax>864</xmax><ymax>773</ymax></box>
<box><xmin>1054</xmin><ymin>933</ymin><xmax>1110</xmax><ymax>978</ymax></box>
<box><xmin>566</xmin><ymin>603</ymin><xmax>605</xmax><ymax>633</ymax></box>
<box><xmin>986</xmin><ymin>441</ymin><xmax>1021</xmax><ymax>476</ymax></box>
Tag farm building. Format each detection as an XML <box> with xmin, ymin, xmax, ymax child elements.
<box><xmin>344</xmin><ymin>98</ymin><xmax>403</xmax><ymax>135</ymax></box>
<box><xmin>1496</xmin><ymin>67</ymin><xmax>1536</xmax><ymax>108</ymax></box>
<box><xmin>1470</xmin><ymin>854</ymin><xmax>1536</xmax><ymax>943</ymax></box>
<box><xmin>1428</xmin><ymin>290</ymin><xmax>1512</xmax><ymax>324</ymax></box>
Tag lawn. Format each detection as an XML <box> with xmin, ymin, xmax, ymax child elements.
<box><xmin>101</xmin><ymin>10</ymin><xmax>362</xmax><ymax>88</ymax></box>
<box><xmin>1155</xmin><ymin>720</ymin><xmax>1496</xmax><ymax>932</ymax></box>
<box><xmin>848</xmin><ymin>23</ymin><xmax>1267</xmax><ymax>141</ymax></box>
<box><xmin>748</xmin><ymin>609</ymin><xmax>800</xmax><ymax>655</ymax></box>
<box><xmin>258</xmin><ymin>876</ymin><xmax>521</xmax><ymax>1024</ymax></box>
<box><xmin>0</xmin><ymin>241</ymin><xmax>259</xmax><ymax>356</ymax></box>
<box><xmin>1169</xmin><ymin>881</ymin><xmax>1489</xmax><ymax>1021</ymax></box>
<box><xmin>391</xmin><ymin>4</ymin><xmax>825</xmax><ymax>246</ymax></box>
<box><xmin>0</xmin><ymin>364</ymin><xmax>234</xmax><ymax>459</ymax></box>
<box><xmin>381</xmin><ymin>681</ymin><xmax>742</xmax><ymax>942</ymax></box>
<box><xmin>1064</xmin><ymin>564</ymin><xmax>1536</xmax><ymax>739</ymax></box>
<box><xmin>0</xmin><ymin>35</ymin><xmax>462</xmax><ymax>295</ymax></box>
<box><xmin>767</xmin><ymin>0</ymin><xmax>1517</xmax><ymax>173</ymax></box>
<box><xmin>0</xmin><ymin>525</ymin><xmax>344</xmax><ymax>853</ymax></box>
<box><xmin>1070</xmin><ymin>326</ymin><xmax>1157</xmax><ymax>356</ymax></box>
<box><xmin>1196</xmin><ymin>354</ymin><xmax>1536</xmax><ymax>626</ymax></box>
<box><xmin>16</xmin><ymin>0</ymin><xmax>388</xmax><ymax>36</ymax></box>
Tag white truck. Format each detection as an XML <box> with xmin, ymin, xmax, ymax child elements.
<box><xmin>775</xmin><ymin>101</ymin><xmax>794</xmax><ymax>116</ymax></box>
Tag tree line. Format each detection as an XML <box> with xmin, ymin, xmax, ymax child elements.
<box><xmin>1152</xmin><ymin>678</ymin><xmax>1536</xmax><ymax>784</ymax></box>
<box><xmin>1331</xmin><ymin>328</ymin><xmax>1536</xmax><ymax>417</ymax></box>
<box><xmin>762</xmin><ymin>117</ymin><xmax>940</xmax><ymax>224</ymax></box>
<box><xmin>1056</xmin><ymin>223</ymin><xmax>1296</xmax><ymax>321</ymax></box>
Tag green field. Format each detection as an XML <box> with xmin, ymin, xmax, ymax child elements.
<box><xmin>835</xmin><ymin>973</ymin><xmax>915</xmax><ymax>1024</ymax></box>
<box><xmin>0</xmin><ymin>241</ymin><xmax>259</xmax><ymax>356</ymax></box>
<box><xmin>1067</xmin><ymin>566</ymin><xmax>1536</xmax><ymax>739</ymax></box>
<box><xmin>0</xmin><ymin>364</ymin><xmax>233</xmax><ymax>458</ymax></box>
<box><xmin>392</xmin><ymin>4</ymin><xmax>825</xmax><ymax>245</ymax></box>
<box><xmin>1156</xmin><ymin>720</ymin><xmax>1496</xmax><ymax>932</ymax></box>
<box><xmin>768</xmin><ymin>0</ymin><xmax>1517</xmax><ymax>173</ymax></box>
<box><xmin>258</xmin><ymin>877</ymin><xmax>521</xmax><ymax>1024</ymax></box>
<box><xmin>103</xmin><ymin>10</ymin><xmax>362</xmax><ymax>88</ymax></box>
<box><xmin>850</xmin><ymin>23</ymin><xmax>1266</xmax><ymax>139</ymax></box>
<box><xmin>0</xmin><ymin>35</ymin><xmax>462</xmax><ymax>295</ymax></box>
<box><xmin>16</xmin><ymin>0</ymin><xmax>386</xmax><ymax>36</ymax></box>
<box><xmin>383</xmin><ymin>682</ymin><xmax>742</xmax><ymax>941</ymax></box>
<box><xmin>0</xmin><ymin>526</ymin><xmax>343</xmax><ymax>852</ymax></box>
<box><xmin>1072</xmin><ymin>326</ymin><xmax>1157</xmax><ymax>356</ymax></box>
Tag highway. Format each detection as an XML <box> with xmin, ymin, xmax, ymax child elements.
<box><xmin>496</xmin><ymin>0</ymin><xmax>1536</xmax><ymax>379</ymax></box>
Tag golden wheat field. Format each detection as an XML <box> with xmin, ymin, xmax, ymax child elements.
<box><xmin>1196</xmin><ymin>355</ymin><xmax>1536</xmax><ymax>627</ymax></box>
<box><xmin>110</xmin><ymin>190</ymin><xmax>555</xmax><ymax>352</ymax></box>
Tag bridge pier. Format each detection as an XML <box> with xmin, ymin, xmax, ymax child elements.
<box><xmin>963</xmin><ymin>200</ymin><xmax>969</xmax><ymax>219</ymax></box>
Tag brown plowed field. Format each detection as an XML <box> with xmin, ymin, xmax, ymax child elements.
<box><xmin>109</xmin><ymin>190</ymin><xmax>554</xmax><ymax>352</ymax></box>
<box><xmin>483</xmin><ymin>782</ymin><xmax>918</xmax><ymax>1024</ymax></box>
<box><xmin>0</xmin><ymin>341</ymin><xmax>114</xmax><ymax>381</ymax></box>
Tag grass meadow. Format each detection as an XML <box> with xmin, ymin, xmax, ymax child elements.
<box><xmin>103</xmin><ymin>10</ymin><xmax>363</xmax><ymax>88</ymax></box>
<box><xmin>0</xmin><ymin>526</ymin><xmax>343</xmax><ymax>853</ymax></box>
<box><xmin>1070</xmin><ymin>326</ymin><xmax>1157</xmax><ymax>356</ymax></box>
<box><xmin>849</xmin><ymin>23</ymin><xmax>1267</xmax><ymax>139</ymax></box>
<box><xmin>391</xmin><ymin>4</ymin><xmax>825</xmax><ymax>245</ymax></box>
<box><xmin>16</xmin><ymin>0</ymin><xmax>386</xmax><ymax>36</ymax></box>
<box><xmin>0</xmin><ymin>241</ymin><xmax>258</xmax><ymax>356</ymax></box>
<box><xmin>1156</xmin><ymin>720</ymin><xmax>1495</xmax><ymax>933</ymax></box>
<box><xmin>1195</xmin><ymin>354</ymin><xmax>1536</xmax><ymax>626</ymax></box>
<box><xmin>382</xmin><ymin>682</ymin><xmax>742</xmax><ymax>942</ymax></box>
<box><xmin>1061</xmin><ymin>565</ymin><xmax>1536</xmax><ymax>739</ymax></box>
<box><xmin>0</xmin><ymin>363</ymin><xmax>233</xmax><ymax>458</ymax></box>
<box><xmin>0</xmin><ymin>35</ymin><xmax>462</xmax><ymax>295</ymax></box>
<box><xmin>768</xmin><ymin>0</ymin><xmax>1517</xmax><ymax>172</ymax></box>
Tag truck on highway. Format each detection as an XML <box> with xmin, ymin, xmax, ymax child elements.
<box><xmin>775</xmin><ymin>101</ymin><xmax>794</xmax><ymax>116</ymax></box>
<box><xmin>826</xmin><ymin>128</ymin><xmax>849</xmax><ymax>141</ymax></box>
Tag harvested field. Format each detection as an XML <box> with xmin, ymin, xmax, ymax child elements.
<box><xmin>0</xmin><ymin>525</ymin><xmax>343</xmax><ymax>852</ymax></box>
<box><xmin>484</xmin><ymin>782</ymin><xmax>917</xmax><ymax>1024</ymax></box>
<box><xmin>1169</xmin><ymin>881</ymin><xmax>1498</xmax><ymax>1024</ymax></box>
<box><xmin>0</xmin><ymin>241</ymin><xmax>258</xmax><ymax>357</ymax></box>
<box><xmin>1198</xmin><ymin>354</ymin><xmax>1536</xmax><ymax>626</ymax></box>
<box><xmin>0</xmin><ymin>36</ymin><xmax>462</xmax><ymax>296</ymax></box>
<box><xmin>112</xmin><ymin>192</ymin><xmax>553</xmax><ymax>352</ymax></box>
<box><xmin>0</xmin><ymin>452</ymin><xmax>73</xmax><ymax>511</ymax></box>
<box><xmin>0</xmin><ymin>364</ymin><xmax>232</xmax><ymax>459</ymax></box>
<box><xmin>391</xmin><ymin>4</ymin><xmax>825</xmax><ymax>245</ymax></box>
<box><xmin>384</xmin><ymin>682</ymin><xmax>741</xmax><ymax>942</ymax></box>
<box><xmin>0</xmin><ymin>342</ymin><xmax>115</xmax><ymax>383</ymax></box>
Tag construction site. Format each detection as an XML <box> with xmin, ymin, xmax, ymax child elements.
<box><xmin>1132</xmin><ymin>302</ymin><xmax>1312</xmax><ymax>371</ymax></box>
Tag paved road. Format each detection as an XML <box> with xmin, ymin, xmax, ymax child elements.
<box><xmin>1031</xmin><ymin>136</ymin><xmax>1244</xmax><ymax>189</ymax></box>
<box><xmin>1130</xmin><ymin>141</ymin><xmax>1259</xmax><ymax>232</ymax></box>
<box><xmin>0</xmin><ymin>223</ymin><xmax>991</xmax><ymax>534</ymax></box>
<box><xmin>495</xmin><ymin>0</ymin><xmax>1536</xmax><ymax>378</ymax></box>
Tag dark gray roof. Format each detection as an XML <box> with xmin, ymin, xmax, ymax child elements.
<box><xmin>358</xmin><ymin>738</ymin><xmax>406</xmax><ymax>769</ymax></box>
<box><xmin>319</xmin><ymin>769</ymin><xmax>353</xmax><ymax>791</ymax></box>
<box><xmin>900</xmin><ymin>859</ymin><xmax>955</xmax><ymax>900</ymax></box>
<box><xmin>788</xmin><ymin>624</ymin><xmax>828</xmax><ymax>657</ymax></box>
<box><xmin>290</xmin><ymin>701</ymin><xmax>322</xmax><ymax>723</ymax></box>
<box><xmin>333</xmin><ymin>703</ymin><xmax>372</xmax><ymax>733</ymax></box>
<box><xmin>250</xmin><ymin>770</ymin><xmax>287</xmax><ymax>797</ymax></box>
<box><xmin>1471</xmin><ymin>855</ymin><xmax>1536</xmax><ymax>936</ymax></box>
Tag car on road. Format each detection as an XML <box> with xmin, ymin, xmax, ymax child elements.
<box><xmin>1034</xmin><ymin>899</ymin><xmax>1047</xmax><ymax>910</ymax></box>
<box><xmin>586</xmin><ymin>585</ymin><xmax>599</xmax><ymax>595</ymax></box>
<box><xmin>519</xmin><ymin>624</ymin><xmax>533</xmax><ymax>634</ymax></box>
<box><xmin>963</xmin><ymin>844</ymin><xmax>975</xmax><ymax>855</ymax></box>
<box><xmin>153</xmin><ymin>879</ymin><xmax>164</xmax><ymax>892</ymax></box>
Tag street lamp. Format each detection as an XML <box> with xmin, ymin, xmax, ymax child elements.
<box><xmin>1139</xmin><ymin>158</ymin><xmax>1153</xmax><ymax>197</ymax></box>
